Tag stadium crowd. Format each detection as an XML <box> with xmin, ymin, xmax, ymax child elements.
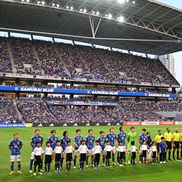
<box><xmin>0</xmin><ymin>37</ymin><xmax>178</xmax><ymax>86</ymax></box>
<box><xmin>10</xmin><ymin>38</ymin><xmax>41</xmax><ymax>75</ymax></box>
<box><xmin>0</xmin><ymin>97</ymin><xmax>180</xmax><ymax>124</ymax></box>
<box><xmin>158</xmin><ymin>101</ymin><xmax>179</xmax><ymax>112</ymax></box>
<box><xmin>16</xmin><ymin>98</ymin><xmax>57</xmax><ymax>124</ymax></box>
<box><xmin>0</xmin><ymin>38</ymin><xmax>12</xmax><ymax>73</ymax></box>
<box><xmin>0</xmin><ymin>97</ymin><xmax>19</xmax><ymax>123</ymax></box>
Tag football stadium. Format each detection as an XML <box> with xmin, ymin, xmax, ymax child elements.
<box><xmin>0</xmin><ymin>0</ymin><xmax>182</xmax><ymax>181</ymax></box>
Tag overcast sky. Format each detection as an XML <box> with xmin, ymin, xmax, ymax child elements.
<box><xmin>158</xmin><ymin>0</ymin><xmax>182</xmax><ymax>85</ymax></box>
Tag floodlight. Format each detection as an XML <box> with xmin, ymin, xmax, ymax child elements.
<box><xmin>117</xmin><ymin>16</ymin><xmax>125</xmax><ymax>23</ymax></box>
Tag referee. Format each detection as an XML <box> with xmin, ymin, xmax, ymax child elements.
<box><xmin>164</xmin><ymin>128</ymin><xmax>172</xmax><ymax>160</ymax></box>
<box><xmin>155</xmin><ymin>130</ymin><xmax>163</xmax><ymax>160</ymax></box>
<box><xmin>172</xmin><ymin>128</ymin><xmax>180</xmax><ymax>160</ymax></box>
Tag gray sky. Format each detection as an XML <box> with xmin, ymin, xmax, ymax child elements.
<box><xmin>158</xmin><ymin>0</ymin><xmax>182</xmax><ymax>85</ymax></box>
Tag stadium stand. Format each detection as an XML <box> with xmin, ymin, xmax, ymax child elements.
<box><xmin>0</xmin><ymin>37</ymin><xmax>178</xmax><ymax>86</ymax></box>
<box><xmin>10</xmin><ymin>38</ymin><xmax>41</xmax><ymax>75</ymax></box>
<box><xmin>16</xmin><ymin>97</ymin><xmax>58</xmax><ymax>124</ymax></box>
<box><xmin>0</xmin><ymin>38</ymin><xmax>12</xmax><ymax>73</ymax></box>
<box><xmin>159</xmin><ymin>101</ymin><xmax>179</xmax><ymax>112</ymax></box>
<box><xmin>0</xmin><ymin>97</ymin><xmax>20</xmax><ymax>123</ymax></box>
<box><xmin>0</xmin><ymin>36</ymin><xmax>180</xmax><ymax>124</ymax></box>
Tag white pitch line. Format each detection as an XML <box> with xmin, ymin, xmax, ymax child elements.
<box><xmin>176</xmin><ymin>160</ymin><xmax>182</xmax><ymax>162</ymax></box>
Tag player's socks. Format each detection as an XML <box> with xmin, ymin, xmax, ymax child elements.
<box><xmin>102</xmin><ymin>156</ymin><xmax>105</xmax><ymax>164</ymax></box>
<box><xmin>60</xmin><ymin>158</ymin><xmax>63</xmax><ymax>169</ymax></box>
<box><xmin>18</xmin><ymin>164</ymin><xmax>21</xmax><ymax>171</ymax></box>
<box><xmin>10</xmin><ymin>163</ymin><xmax>14</xmax><ymax>172</ymax></box>
<box><xmin>177</xmin><ymin>151</ymin><xmax>180</xmax><ymax>159</ymax></box>
<box><xmin>45</xmin><ymin>164</ymin><xmax>48</xmax><ymax>173</ymax></box>
<box><xmin>173</xmin><ymin>151</ymin><xmax>175</xmax><ymax>160</ymax></box>
<box><xmin>91</xmin><ymin>156</ymin><xmax>94</xmax><ymax>166</ymax></box>
<box><xmin>66</xmin><ymin>162</ymin><xmax>69</xmax><ymax>171</ymax></box>
<box><xmin>112</xmin><ymin>154</ymin><xmax>115</xmax><ymax>163</ymax></box>
<box><xmin>55</xmin><ymin>162</ymin><xmax>59</xmax><ymax>171</ymax></box>
<box><xmin>34</xmin><ymin>164</ymin><xmax>37</xmax><ymax>173</ymax></box>
<box><xmin>30</xmin><ymin>159</ymin><xmax>34</xmax><ymax>170</ymax></box>
<box><xmin>168</xmin><ymin>150</ymin><xmax>171</xmax><ymax>160</ymax></box>
<box><xmin>80</xmin><ymin>161</ymin><xmax>83</xmax><ymax>170</ymax></box>
<box><xmin>86</xmin><ymin>156</ymin><xmax>89</xmax><ymax>166</ymax></box>
<box><xmin>74</xmin><ymin>158</ymin><xmax>76</xmax><ymax>167</ymax></box>
<box><xmin>48</xmin><ymin>163</ymin><xmax>51</xmax><ymax>172</ymax></box>
<box><xmin>40</xmin><ymin>160</ymin><xmax>43</xmax><ymax>172</ymax></box>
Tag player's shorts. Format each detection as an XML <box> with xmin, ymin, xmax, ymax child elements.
<box><xmin>88</xmin><ymin>149</ymin><xmax>93</xmax><ymax>155</ymax></box>
<box><xmin>142</xmin><ymin>150</ymin><xmax>147</xmax><ymax>158</ymax></box>
<box><xmin>10</xmin><ymin>155</ymin><xmax>21</xmax><ymax>162</ymax></box>
<box><xmin>55</xmin><ymin>153</ymin><xmax>62</xmax><ymax>162</ymax></box>
<box><xmin>74</xmin><ymin>149</ymin><xmax>79</xmax><ymax>154</ymax></box>
<box><xmin>80</xmin><ymin>153</ymin><xmax>87</xmax><ymax>162</ymax></box>
<box><xmin>117</xmin><ymin>152</ymin><xmax>125</xmax><ymax>160</ymax></box>
<box><xmin>34</xmin><ymin>156</ymin><xmax>42</xmax><ymax>164</ymax></box>
<box><xmin>174</xmin><ymin>141</ymin><xmax>180</xmax><ymax>149</ymax></box>
<box><xmin>101</xmin><ymin>146</ymin><xmax>105</xmax><ymax>151</ymax></box>
<box><xmin>152</xmin><ymin>151</ymin><xmax>157</xmax><ymax>159</ymax></box>
<box><xmin>106</xmin><ymin>151</ymin><xmax>111</xmax><ymax>159</ymax></box>
<box><xmin>166</xmin><ymin>141</ymin><xmax>172</xmax><ymax>150</ymax></box>
<box><xmin>44</xmin><ymin>155</ymin><xmax>52</xmax><ymax>164</ymax></box>
<box><xmin>66</xmin><ymin>153</ymin><xmax>73</xmax><ymax>161</ymax></box>
<box><xmin>156</xmin><ymin>143</ymin><xmax>160</xmax><ymax>152</ymax></box>
<box><xmin>30</xmin><ymin>152</ymin><xmax>34</xmax><ymax>160</ymax></box>
<box><xmin>112</xmin><ymin>146</ymin><xmax>116</xmax><ymax>153</ymax></box>
<box><xmin>94</xmin><ymin>153</ymin><xmax>100</xmax><ymax>161</ymax></box>
<box><xmin>131</xmin><ymin>152</ymin><xmax>136</xmax><ymax>159</ymax></box>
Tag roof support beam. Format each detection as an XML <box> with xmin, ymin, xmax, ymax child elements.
<box><xmin>125</xmin><ymin>17</ymin><xmax>182</xmax><ymax>40</ymax></box>
<box><xmin>125</xmin><ymin>1</ymin><xmax>152</xmax><ymax>21</ymax></box>
<box><xmin>89</xmin><ymin>16</ymin><xmax>102</xmax><ymax>38</ymax></box>
<box><xmin>147</xmin><ymin>9</ymin><xmax>173</xmax><ymax>26</ymax></box>
<box><xmin>136</xmin><ymin>5</ymin><xmax>162</xmax><ymax>24</ymax></box>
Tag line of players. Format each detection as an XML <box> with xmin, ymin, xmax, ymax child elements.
<box><xmin>8</xmin><ymin>127</ymin><xmax>182</xmax><ymax>175</ymax></box>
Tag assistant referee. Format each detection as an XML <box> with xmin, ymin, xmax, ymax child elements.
<box><xmin>164</xmin><ymin>128</ymin><xmax>172</xmax><ymax>160</ymax></box>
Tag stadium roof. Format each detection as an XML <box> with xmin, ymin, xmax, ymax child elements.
<box><xmin>0</xmin><ymin>0</ymin><xmax>182</xmax><ymax>55</ymax></box>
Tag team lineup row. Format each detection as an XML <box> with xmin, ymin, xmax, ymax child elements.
<box><xmin>8</xmin><ymin>127</ymin><xmax>182</xmax><ymax>176</ymax></box>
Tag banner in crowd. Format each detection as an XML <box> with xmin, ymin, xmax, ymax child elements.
<box><xmin>0</xmin><ymin>123</ymin><xmax>26</xmax><ymax>128</ymax></box>
<box><xmin>0</xmin><ymin>121</ymin><xmax>181</xmax><ymax>128</ymax></box>
<box><xmin>123</xmin><ymin>121</ymin><xmax>180</xmax><ymax>126</ymax></box>
<box><xmin>47</xmin><ymin>100</ymin><xmax>117</xmax><ymax>106</ymax></box>
<box><xmin>0</xmin><ymin>86</ymin><xmax>177</xmax><ymax>98</ymax></box>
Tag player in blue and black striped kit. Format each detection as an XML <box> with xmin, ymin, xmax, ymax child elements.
<box><xmin>98</xmin><ymin>131</ymin><xmax>106</xmax><ymax>166</ymax></box>
<box><xmin>61</xmin><ymin>131</ymin><xmax>71</xmax><ymax>170</ymax></box>
<box><xmin>86</xmin><ymin>129</ymin><xmax>95</xmax><ymax>167</ymax></box>
<box><xmin>9</xmin><ymin>133</ymin><xmax>23</xmax><ymax>175</ymax></box>
<box><xmin>47</xmin><ymin>130</ymin><xmax>58</xmax><ymax>150</ymax></box>
<box><xmin>73</xmin><ymin>129</ymin><xmax>84</xmax><ymax>168</ymax></box>
<box><xmin>139</xmin><ymin>129</ymin><xmax>148</xmax><ymax>145</ymax></box>
<box><xmin>106</xmin><ymin>128</ymin><xmax>116</xmax><ymax>164</ymax></box>
<box><xmin>29</xmin><ymin>129</ymin><xmax>44</xmax><ymax>173</ymax></box>
<box><xmin>117</xmin><ymin>127</ymin><xmax>127</xmax><ymax>146</ymax></box>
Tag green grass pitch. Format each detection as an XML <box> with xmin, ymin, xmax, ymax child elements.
<box><xmin>0</xmin><ymin>125</ymin><xmax>182</xmax><ymax>182</ymax></box>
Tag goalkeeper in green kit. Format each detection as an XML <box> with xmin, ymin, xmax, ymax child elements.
<box><xmin>127</xmin><ymin>127</ymin><xmax>137</xmax><ymax>164</ymax></box>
